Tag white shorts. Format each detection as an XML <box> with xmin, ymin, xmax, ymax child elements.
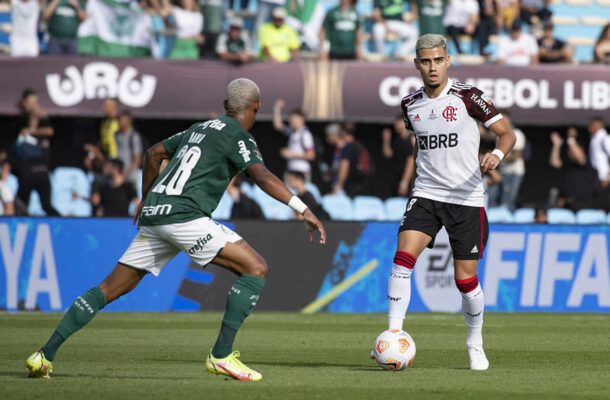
<box><xmin>118</xmin><ymin>217</ymin><xmax>242</xmax><ymax>276</ymax></box>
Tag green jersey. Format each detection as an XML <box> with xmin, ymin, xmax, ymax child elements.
<box><xmin>374</xmin><ymin>0</ymin><xmax>404</xmax><ymax>21</ymax></box>
<box><xmin>139</xmin><ymin>116</ymin><xmax>263</xmax><ymax>226</ymax></box>
<box><xmin>48</xmin><ymin>0</ymin><xmax>85</xmax><ymax>39</ymax></box>
<box><xmin>323</xmin><ymin>6</ymin><xmax>362</xmax><ymax>55</ymax></box>
<box><xmin>415</xmin><ymin>0</ymin><xmax>447</xmax><ymax>35</ymax></box>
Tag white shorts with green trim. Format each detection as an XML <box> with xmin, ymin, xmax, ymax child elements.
<box><xmin>118</xmin><ymin>217</ymin><xmax>242</xmax><ymax>276</ymax></box>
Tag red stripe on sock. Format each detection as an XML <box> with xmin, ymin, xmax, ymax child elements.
<box><xmin>393</xmin><ymin>251</ymin><xmax>416</xmax><ymax>269</ymax></box>
<box><xmin>456</xmin><ymin>275</ymin><xmax>479</xmax><ymax>293</ymax></box>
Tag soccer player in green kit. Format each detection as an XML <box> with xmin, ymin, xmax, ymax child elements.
<box><xmin>26</xmin><ymin>78</ymin><xmax>326</xmax><ymax>382</ymax></box>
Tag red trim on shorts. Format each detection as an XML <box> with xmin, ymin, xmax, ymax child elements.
<box><xmin>479</xmin><ymin>207</ymin><xmax>485</xmax><ymax>259</ymax></box>
<box><xmin>456</xmin><ymin>275</ymin><xmax>479</xmax><ymax>293</ymax></box>
<box><xmin>393</xmin><ymin>251</ymin><xmax>416</xmax><ymax>269</ymax></box>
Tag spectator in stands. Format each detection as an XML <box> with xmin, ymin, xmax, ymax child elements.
<box><xmin>114</xmin><ymin>111</ymin><xmax>143</xmax><ymax>191</ymax></box>
<box><xmin>381</xmin><ymin>115</ymin><xmax>414</xmax><ymax>197</ymax></box>
<box><xmin>285</xmin><ymin>0</ymin><xmax>325</xmax><ymax>51</ymax></box>
<box><xmin>254</xmin><ymin>0</ymin><xmax>286</xmax><ymax>36</ymax></box>
<box><xmin>319</xmin><ymin>0</ymin><xmax>363</xmax><ymax>60</ymax></box>
<box><xmin>443</xmin><ymin>0</ymin><xmax>479</xmax><ymax>54</ymax></box>
<box><xmin>519</xmin><ymin>0</ymin><xmax>551</xmax><ymax>26</ymax></box>
<box><xmin>372</xmin><ymin>0</ymin><xmax>417</xmax><ymax>59</ymax></box>
<box><xmin>9</xmin><ymin>89</ymin><xmax>59</xmax><ymax>216</ymax></box>
<box><xmin>549</xmin><ymin>127</ymin><xmax>596</xmax><ymax>211</ymax></box>
<box><xmin>273</xmin><ymin>99</ymin><xmax>316</xmax><ymax>180</ymax></box>
<box><xmin>587</xmin><ymin>117</ymin><xmax>610</xmax><ymax>210</ymax></box>
<box><xmin>216</xmin><ymin>17</ymin><xmax>253</xmax><ymax>64</ymax></box>
<box><xmin>0</xmin><ymin>156</ymin><xmax>15</xmax><ymax>216</ymax></box>
<box><xmin>43</xmin><ymin>0</ymin><xmax>88</xmax><ymax>55</ymax></box>
<box><xmin>593</xmin><ymin>23</ymin><xmax>610</xmax><ymax>64</ymax></box>
<box><xmin>332</xmin><ymin>121</ymin><xmax>364</xmax><ymax>197</ymax></box>
<box><xmin>286</xmin><ymin>170</ymin><xmax>329</xmax><ymax>219</ymax></box>
<box><xmin>476</xmin><ymin>0</ymin><xmax>494</xmax><ymax>56</ymax></box>
<box><xmin>496</xmin><ymin>112</ymin><xmax>526</xmax><ymax>210</ymax></box>
<box><xmin>322</xmin><ymin>123</ymin><xmax>344</xmax><ymax>190</ymax></box>
<box><xmin>10</xmin><ymin>0</ymin><xmax>40</xmax><ymax>57</ymax></box>
<box><xmin>202</xmin><ymin>0</ymin><xmax>223</xmax><ymax>57</ymax></box>
<box><xmin>538</xmin><ymin>21</ymin><xmax>574</xmax><ymax>64</ymax></box>
<box><xmin>259</xmin><ymin>7</ymin><xmax>300</xmax><ymax>62</ymax></box>
<box><xmin>227</xmin><ymin>174</ymin><xmax>265</xmax><ymax>219</ymax></box>
<box><xmin>100</xmin><ymin>98</ymin><xmax>119</xmax><ymax>158</ymax></box>
<box><xmin>164</xmin><ymin>0</ymin><xmax>204</xmax><ymax>59</ymax></box>
<box><xmin>411</xmin><ymin>0</ymin><xmax>447</xmax><ymax>36</ymax></box>
<box><xmin>534</xmin><ymin>207</ymin><xmax>548</xmax><ymax>224</ymax></box>
<box><xmin>497</xmin><ymin>19</ymin><xmax>539</xmax><ymax>66</ymax></box>
<box><xmin>495</xmin><ymin>0</ymin><xmax>519</xmax><ymax>32</ymax></box>
<box><xmin>91</xmin><ymin>159</ymin><xmax>139</xmax><ymax>217</ymax></box>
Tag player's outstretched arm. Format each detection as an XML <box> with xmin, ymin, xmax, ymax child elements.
<box><xmin>246</xmin><ymin>163</ymin><xmax>326</xmax><ymax>244</ymax></box>
<box><xmin>480</xmin><ymin>118</ymin><xmax>517</xmax><ymax>172</ymax></box>
<box><xmin>133</xmin><ymin>142</ymin><xmax>173</xmax><ymax>227</ymax></box>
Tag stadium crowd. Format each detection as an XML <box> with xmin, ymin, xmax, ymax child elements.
<box><xmin>1</xmin><ymin>0</ymin><xmax>609</xmax><ymax>63</ymax></box>
<box><xmin>1</xmin><ymin>87</ymin><xmax>610</xmax><ymax>222</ymax></box>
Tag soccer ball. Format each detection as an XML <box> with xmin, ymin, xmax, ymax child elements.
<box><xmin>372</xmin><ymin>329</ymin><xmax>416</xmax><ymax>370</ymax></box>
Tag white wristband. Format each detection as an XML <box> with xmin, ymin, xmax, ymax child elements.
<box><xmin>288</xmin><ymin>196</ymin><xmax>308</xmax><ymax>214</ymax></box>
<box><xmin>492</xmin><ymin>149</ymin><xmax>505</xmax><ymax>161</ymax></box>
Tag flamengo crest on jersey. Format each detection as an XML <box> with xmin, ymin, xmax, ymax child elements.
<box><xmin>401</xmin><ymin>79</ymin><xmax>503</xmax><ymax>207</ymax></box>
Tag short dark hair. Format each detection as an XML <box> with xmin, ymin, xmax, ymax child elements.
<box><xmin>590</xmin><ymin>116</ymin><xmax>605</xmax><ymax>125</ymax></box>
<box><xmin>21</xmin><ymin>88</ymin><xmax>36</xmax><ymax>100</ymax></box>
<box><xmin>340</xmin><ymin>120</ymin><xmax>356</xmax><ymax>136</ymax></box>
<box><xmin>287</xmin><ymin>170</ymin><xmax>305</xmax><ymax>181</ymax></box>
<box><xmin>109</xmin><ymin>158</ymin><xmax>124</xmax><ymax>172</ymax></box>
<box><xmin>290</xmin><ymin>109</ymin><xmax>306</xmax><ymax>119</ymax></box>
<box><xmin>119</xmin><ymin>110</ymin><xmax>133</xmax><ymax>118</ymax></box>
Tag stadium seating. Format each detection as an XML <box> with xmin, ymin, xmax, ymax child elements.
<box><xmin>385</xmin><ymin>197</ymin><xmax>408</xmax><ymax>221</ymax></box>
<box><xmin>28</xmin><ymin>191</ymin><xmax>45</xmax><ymax>216</ymax></box>
<box><xmin>211</xmin><ymin>191</ymin><xmax>234</xmax><ymax>220</ymax></box>
<box><xmin>547</xmin><ymin>208</ymin><xmax>577</xmax><ymax>224</ymax></box>
<box><xmin>251</xmin><ymin>185</ymin><xmax>293</xmax><ymax>220</ymax></box>
<box><xmin>352</xmin><ymin>196</ymin><xmax>386</xmax><ymax>221</ymax></box>
<box><xmin>51</xmin><ymin>167</ymin><xmax>91</xmax><ymax>217</ymax></box>
<box><xmin>513</xmin><ymin>208</ymin><xmax>536</xmax><ymax>224</ymax></box>
<box><xmin>305</xmin><ymin>182</ymin><xmax>322</xmax><ymax>203</ymax></box>
<box><xmin>486</xmin><ymin>206</ymin><xmax>514</xmax><ymax>223</ymax></box>
<box><xmin>5</xmin><ymin>173</ymin><xmax>18</xmax><ymax>195</ymax></box>
<box><xmin>575</xmin><ymin>209</ymin><xmax>607</xmax><ymax>224</ymax></box>
<box><xmin>321</xmin><ymin>194</ymin><xmax>353</xmax><ymax>220</ymax></box>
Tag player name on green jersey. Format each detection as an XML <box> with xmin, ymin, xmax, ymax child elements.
<box><xmin>139</xmin><ymin>115</ymin><xmax>264</xmax><ymax>226</ymax></box>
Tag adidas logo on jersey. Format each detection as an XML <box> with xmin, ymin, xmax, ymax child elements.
<box><xmin>413</xmin><ymin>114</ymin><xmax>421</xmax><ymax>122</ymax></box>
<box><xmin>418</xmin><ymin>133</ymin><xmax>458</xmax><ymax>150</ymax></box>
<box><xmin>471</xmin><ymin>245</ymin><xmax>478</xmax><ymax>253</ymax></box>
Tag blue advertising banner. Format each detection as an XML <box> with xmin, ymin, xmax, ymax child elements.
<box><xmin>1</xmin><ymin>218</ymin><xmax>609</xmax><ymax>313</ymax></box>
<box><xmin>316</xmin><ymin>223</ymin><xmax>610</xmax><ymax>313</ymax></box>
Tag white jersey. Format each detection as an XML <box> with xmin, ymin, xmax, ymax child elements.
<box><xmin>401</xmin><ymin>79</ymin><xmax>503</xmax><ymax>207</ymax></box>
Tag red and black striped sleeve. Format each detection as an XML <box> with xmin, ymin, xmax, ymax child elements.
<box><xmin>463</xmin><ymin>87</ymin><xmax>503</xmax><ymax>128</ymax></box>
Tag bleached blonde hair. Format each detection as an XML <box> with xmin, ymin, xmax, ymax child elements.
<box><xmin>415</xmin><ymin>34</ymin><xmax>448</xmax><ymax>56</ymax></box>
<box><xmin>226</xmin><ymin>78</ymin><xmax>260</xmax><ymax>112</ymax></box>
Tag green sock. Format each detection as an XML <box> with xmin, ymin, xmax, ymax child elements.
<box><xmin>43</xmin><ymin>286</ymin><xmax>107</xmax><ymax>360</ymax></box>
<box><xmin>212</xmin><ymin>275</ymin><xmax>265</xmax><ymax>358</ymax></box>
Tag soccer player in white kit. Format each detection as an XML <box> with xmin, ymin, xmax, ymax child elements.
<box><xmin>385</xmin><ymin>34</ymin><xmax>517</xmax><ymax>370</ymax></box>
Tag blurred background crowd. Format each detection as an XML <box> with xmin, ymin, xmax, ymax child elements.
<box><xmin>0</xmin><ymin>0</ymin><xmax>609</xmax><ymax>224</ymax></box>
<box><xmin>0</xmin><ymin>0</ymin><xmax>609</xmax><ymax>64</ymax></box>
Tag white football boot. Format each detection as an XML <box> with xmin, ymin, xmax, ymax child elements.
<box><xmin>467</xmin><ymin>344</ymin><xmax>489</xmax><ymax>370</ymax></box>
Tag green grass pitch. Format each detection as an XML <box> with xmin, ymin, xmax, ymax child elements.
<box><xmin>1</xmin><ymin>312</ymin><xmax>609</xmax><ymax>399</ymax></box>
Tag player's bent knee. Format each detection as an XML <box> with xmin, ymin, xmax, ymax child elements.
<box><xmin>246</xmin><ymin>256</ymin><xmax>268</xmax><ymax>278</ymax></box>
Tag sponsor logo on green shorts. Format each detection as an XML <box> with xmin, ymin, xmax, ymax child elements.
<box><xmin>188</xmin><ymin>234</ymin><xmax>213</xmax><ymax>254</ymax></box>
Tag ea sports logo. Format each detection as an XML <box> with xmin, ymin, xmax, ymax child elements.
<box><xmin>443</xmin><ymin>106</ymin><xmax>458</xmax><ymax>121</ymax></box>
<box><xmin>414</xmin><ymin>228</ymin><xmax>462</xmax><ymax>312</ymax></box>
